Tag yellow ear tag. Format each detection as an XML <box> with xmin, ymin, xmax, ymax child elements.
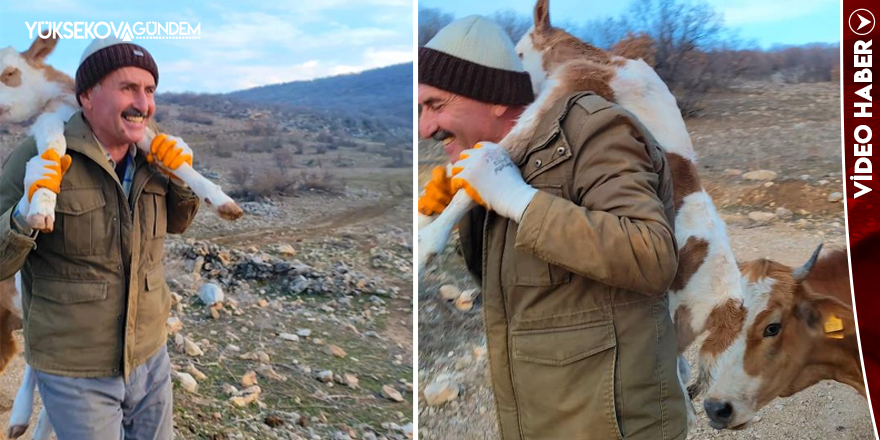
<box><xmin>824</xmin><ymin>314</ymin><xmax>844</xmax><ymax>338</ymax></box>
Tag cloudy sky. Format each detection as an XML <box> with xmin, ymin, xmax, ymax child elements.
<box><xmin>0</xmin><ymin>0</ymin><xmax>414</xmax><ymax>93</ymax></box>
<box><xmin>419</xmin><ymin>0</ymin><xmax>840</xmax><ymax>48</ymax></box>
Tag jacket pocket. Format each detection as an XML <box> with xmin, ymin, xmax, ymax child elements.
<box><xmin>27</xmin><ymin>277</ymin><xmax>116</xmax><ymax>371</ymax></box>
<box><xmin>135</xmin><ymin>265</ymin><xmax>172</xmax><ymax>355</ymax></box>
<box><xmin>54</xmin><ymin>188</ymin><xmax>106</xmax><ymax>256</ymax></box>
<box><xmin>142</xmin><ymin>178</ymin><xmax>168</xmax><ymax>240</ymax></box>
<box><xmin>510</xmin><ymin>321</ymin><xmax>623</xmax><ymax>440</ymax></box>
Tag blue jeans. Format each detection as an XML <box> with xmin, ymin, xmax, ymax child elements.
<box><xmin>34</xmin><ymin>345</ymin><xmax>173</xmax><ymax>440</ymax></box>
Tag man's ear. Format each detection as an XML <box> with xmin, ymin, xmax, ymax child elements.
<box><xmin>79</xmin><ymin>91</ymin><xmax>92</xmax><ymax>112</ymax></box>
<box><xmin>492</xmin><ymin>104</ymin><xmax>510</xmax><ymax>118</ymax></box>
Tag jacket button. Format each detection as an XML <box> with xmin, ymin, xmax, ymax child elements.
<box><xmin>556</xmin><ymin>146</ymin><xmax>566</xmax><ymax>155</ymax></box>
<box><xmin>534</xmin><ymin>159</ymin><xmax>543</xmax><ymax>168</ymax></box>
<box><xmin>117</xmin><ymin>265</ymin><xmax>122</xmax><ymax>270</ymax></box>
<box><xmin>118</xmin><ymin>315</ymin><xmax>123</xmax><ymax>321</ymax></box>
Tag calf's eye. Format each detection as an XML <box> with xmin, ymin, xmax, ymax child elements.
<box><xmin>763</xmin><ymin>323</ymin><xmax>782</xmax><ymax>337</ymax></box>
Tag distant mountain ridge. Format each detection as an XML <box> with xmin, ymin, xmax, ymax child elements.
<box><xmin>226</xmin><ymin>63</ymin><xmax>413</xmax><ymax>130</ymax></box>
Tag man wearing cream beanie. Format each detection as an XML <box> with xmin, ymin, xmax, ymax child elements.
<box><xmin>418</xmin><ymin>16</ymin><xmax>686</xmax><ymax>440</ymax></box>
<box><xmin>0</xmin><ymin>36</ymin><xmax>199</xmax><ymax>439</ymax></box>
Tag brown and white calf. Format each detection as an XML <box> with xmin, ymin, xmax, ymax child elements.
<box><xmin>703</xmin><ymin>245</ymin><xmax>864</xmax><ymax>429</ymax></box>
<box><xmin>419</xmin><ymin>0</ymin><xmax>749</xmax><ymax>426</ymax></box>
<box><xmin>0</xmin><ymin>34</ymin><xmax>244</xmax><ymax>231</ymax></box>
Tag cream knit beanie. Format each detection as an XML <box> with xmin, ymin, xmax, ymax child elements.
<box><xmin>419</xmin><ymin>15</ymin><xmax>533</xmax><ymax>106</ymax></box>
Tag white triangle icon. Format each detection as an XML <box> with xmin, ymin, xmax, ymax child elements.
<box><xmin>858</xmin><ymin>14</ymin><xmax>871</xmax><ymax>30</ymax></box>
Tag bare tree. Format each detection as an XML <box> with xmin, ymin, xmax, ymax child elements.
<box><xmin>488</xmin><ymin>10</ymin><xmax>531</xmax><ymax>42</ymax></box>
<box><xmin>419</xmin><ymin>7</ymin><xmax>454</xmax><ymax>46</ymax></box>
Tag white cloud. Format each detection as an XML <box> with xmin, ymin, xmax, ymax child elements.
<box><xmin>154</xmin><ymin>3</ymin><xmax>412</xmax><ymax>93</ymax></box>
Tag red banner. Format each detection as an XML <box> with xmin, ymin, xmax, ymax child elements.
<box><xmin>844</xmin><ymin>0</ymin><xmax>880</xmax><ymax>432</ymax></box>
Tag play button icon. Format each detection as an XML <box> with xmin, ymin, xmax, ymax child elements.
<box><xmin>850</xmin><ymin>9</ymin><xmax>876</xmax><ymax>35</ymax></box>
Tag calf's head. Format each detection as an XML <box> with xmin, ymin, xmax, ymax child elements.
<box><xmin>0</xmin><ymin>35</ymin><xmax>72</xmax><ymax>123</ymax></box>
<box><xmin>703</xmin><ymin>245</ymin><xmax>855</xmax><ymax>429</ymax></box>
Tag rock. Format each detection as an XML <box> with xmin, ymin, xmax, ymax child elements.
<box><xmin>174</xmin><ymin>333</ymin><xmax>185</xmax><ymax>352</ymax></box>
<box><xmin>775</xmin><ymin>207</ymin><xmax>793</xmax><ymax>220</ymax></box>
<box><xmin>277</xmin><ymin>244</ymin><xmax>296</xmax><ymax>257</ymax></box>
<box><xmin>257</xmin><ymin>299</ymin><xmax>268</xmax><ymax>308</ymax></box>
<box><xmin>184</xmin><ymin>338</ymin><xmax>204</xmax><ymax>357</ymax></box>
<box><xmin>381</xmin><ymin>384</ymin><xmax>405</xmax><ymax>402</ymax></box>
<box><xmin>742</xmin><ymin>170</ymin><xmax>777</xmax><ymax>181</ymax></box>
<box><xmin>278</xmin><ymin>333</ymin><xmax>300</xmax><ymax>342</ymax></box>
<box><xmin>423</xmin><ymin>380</ymin><xmax>459</xmax><ymax>406</ymax></box>
<box><xmin>174</xmin><ymin>372</ymin><xmax>198</xmax><ymax>393</ymax></box>
<box><xmin>229</xmin><ymin>386</ymin><xmax>261</xmax><ymax>407</ymax></box>
<box><xmin>199</xmin><ymin>283</ymin><xmax>224</xmax><ymax>306</ymax></box>
<box><xmin>326</xmin><ymin>345</ymin><xmax>347</xmax><ymax>358</ymax></box>
<box><xmin>265</xmin><ymin>414</ymin><xmax>285</xmax><ymax>428</ymax></box>
<box><xmin>187</xmin><ymin>364</ymin><xmax>207</xmax><ymax>381</ymax></box>
<box><xmin>455</xmin><ymin>289</ymin><xmax>477</xmax><ymax>311</ymax></box>
<box><xmin>344</xmin><ymin>373</ymin><xmax>359</xmax><ymax>389</ymax></box>
<box><xmin>239</xmin><ymin>351</ymin><xmax>270</xmax><ymax>364</ymax></box>
<box><xmin>318</xmin><ymin>370</ymin><xmax>334</xmax><ymax>383</ymax></box>
<box><xmin>333</xmin><ymin>432</ymin><xmax>352</xmax><ymax>440</ymax></box>
<box><xmin>723</xmin><ymin>169</ymin><xmax>742</xmax><ymax>177</ymax></box>
<box><xmin>748</xmin><ymin>211</ymin><xmax>776</xmax><ymax>223</ymax></box>
<box><xmin>166</xmin><ymin>317</ymin><xmax>183</xmax><ymax>336</ymax></box>
<box><xmin>297</xmin><ymin>328</ymin><xmax>312</xmax><ymax>337</ymax></box>
<box><xmin>257</xmin><ymin>364</ymin><xmax>287</xmax><ymax>381</ymax></box>
<box><xmin>241</xmin><ymin>370</ymin><xmax>258</xmax><ymax>387</ymax></box>
<box><xmin>209</xmin><ymin>306</ymin><xmax>220</xmax><ymax>320</ymax></box>
<box><xmin>222</xmin><ymin>384</ymin><xmax>239</xmax><ymax>396</ymax></box>
<box><xmin>438</xmin><ymin>284</ymin><xmax>461</xmax><ymax>301</ymax></box>
<box><xmin>398</xmin><ymin>423</ymin><xmax>414</xmax><ymax>438</ymax></box>
<box><xmin>828</xmin><ymin>192</ymin><xmax>843</xmax><ymax>202</ymax></box>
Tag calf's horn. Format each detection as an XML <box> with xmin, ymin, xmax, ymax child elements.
<box><xmin>792</xmin><ymin>243</ymin><xmax>824</xmax><ymax>281</ymax></box>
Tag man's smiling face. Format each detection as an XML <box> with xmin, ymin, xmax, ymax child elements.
<box><xmin>80</xmin><ymin>66</ymin><xmax>156</xmax><ymax>147</ymax></box>
<box><xmin>418</xmin><ymin>83</ymin><xmax>508</xmax><ymax>162</ymax></box>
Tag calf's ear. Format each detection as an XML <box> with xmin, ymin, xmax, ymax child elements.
<box><xmin>534</xmin><ymin>0</ymin><xmax>551</xmax><ymax>32</ymax></box>
<box><xmin>22</xmin><ymin>34</ymin><xmax>58</xmax><ymax>62</ymax></box>
<box><xmin>795</xmin><ymin>291</ymin><xmax>853</xmax><ymax>339</ymax></box>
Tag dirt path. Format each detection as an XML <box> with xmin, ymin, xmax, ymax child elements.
<box><xmin>206</xmin><ymin>198</ymin><xmax>400</xmax><ymax>247</ymax></box>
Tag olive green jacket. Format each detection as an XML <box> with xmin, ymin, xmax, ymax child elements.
<box><xmin>0</xmin><ymin>111</ymin><xmax>199</xmax><ymax>379</ymax></box>
<box><xmin>460</xmin><ymin>92</ymin><xmax>687</xmax><ymax>440</ymax></box>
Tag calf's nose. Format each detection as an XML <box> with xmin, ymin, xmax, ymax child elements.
<box><xmin>704</xmin><ymin>399</ymin><xmax>734</xmax><ymax>429</ymax></box>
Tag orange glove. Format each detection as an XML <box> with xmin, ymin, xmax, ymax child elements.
<box><xmin>418</xmin><ymin>166</ymin><xmax>453</xmax><ymax>216</ymax></box>
<box><xmin>26</xmin><ymin>149</ymin><xmax>72</xmax><ymax>199</ymax></box>
<box><xmin>146</xmin><ymin>133</ymin><xmax>193</xmax><ymax>185</ymax></box>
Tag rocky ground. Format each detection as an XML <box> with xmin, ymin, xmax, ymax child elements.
<box><xmin>0</xmin><ymin>109</ymin><xmax>414</xmax><ymax>439</ymax></box>
<box><xmin>417</xmin><ymin>80</ymin><xmax>875</xmax><ymax>440</ymax></box>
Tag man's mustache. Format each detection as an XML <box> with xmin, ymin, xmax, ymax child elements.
<box><xmin>432</xmin><ymin>129</ymin><xmax>453</xmax><ymax>142</ymax></box>
<box><xmin>122</xmin><ymin>107</ymin><xmax>147</xmax><ymax>118</ymax></box>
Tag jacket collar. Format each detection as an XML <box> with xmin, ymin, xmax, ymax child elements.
<box><xmin>513</xmin><ymin>92</ymin><xmax>586</xmax><ymax>166</ymax></box>
<box><xmin>65</xmin><ymin>111</ymin><xmax>121</xmax><ymax>180</ymax></box>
